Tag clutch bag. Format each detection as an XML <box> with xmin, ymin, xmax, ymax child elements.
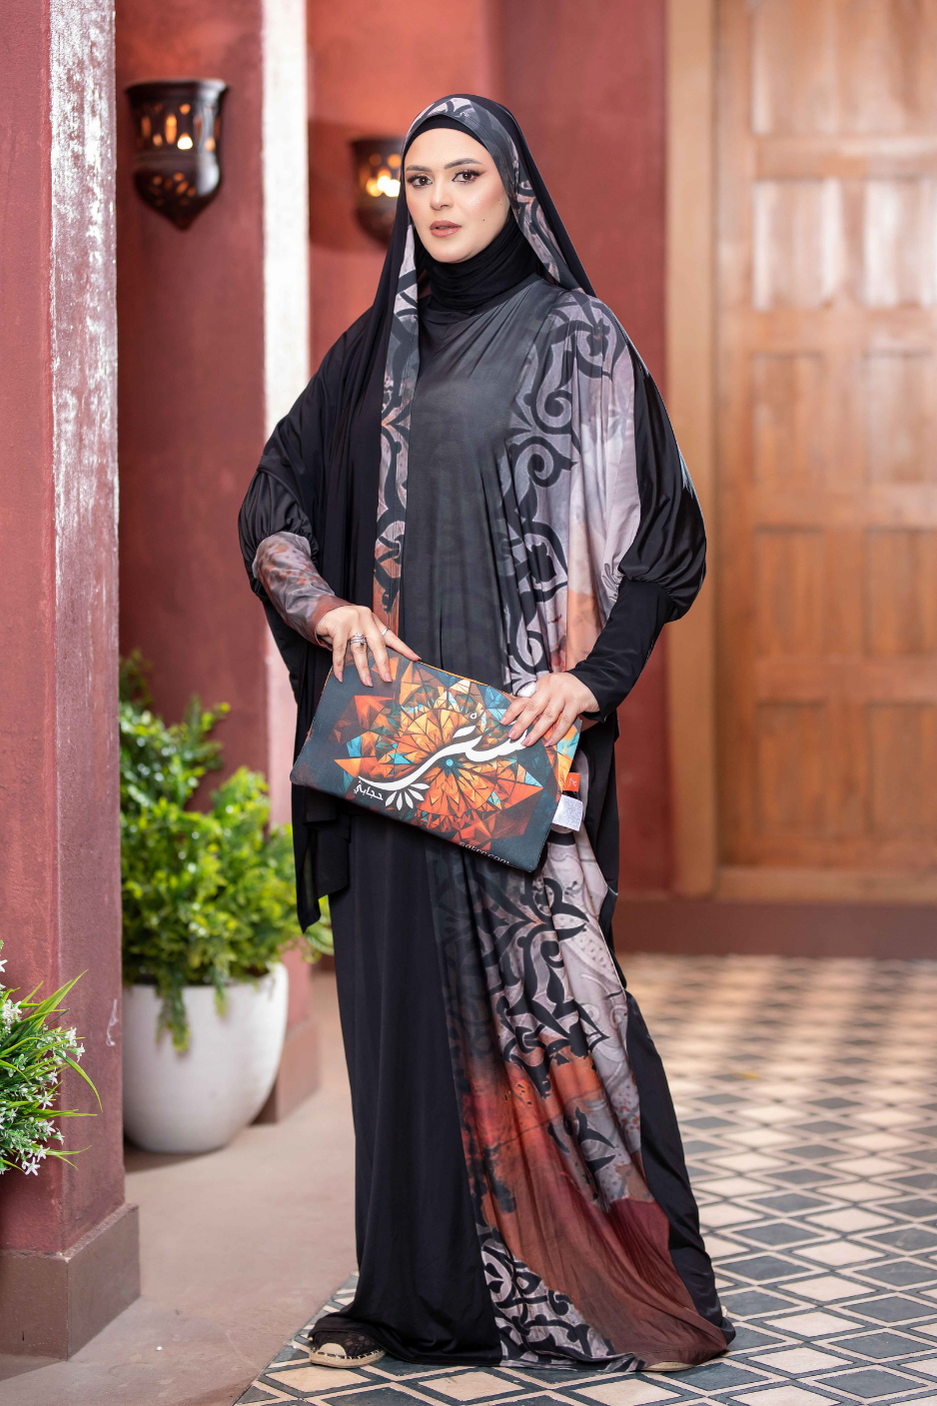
<box><xmin>290</xmin><ymin>655</ymin><xmax>580</xmax><ymax>872</ymax></box>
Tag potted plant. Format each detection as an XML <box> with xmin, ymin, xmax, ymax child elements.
<box><xmin>119</xmin><ymin>657</ymin><xmax>331</xmax><ymax>1154</ymax></box>
<box><xmin>0</xmin><ymin>949</ymin><xmax>98</xmax><ymax>1176</ymax></box>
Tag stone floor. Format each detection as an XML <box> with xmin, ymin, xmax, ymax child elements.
<box><xmin>235</xmin><ymin>955</ymin><xmax>937</xmax><ymax>1406</ymax></box>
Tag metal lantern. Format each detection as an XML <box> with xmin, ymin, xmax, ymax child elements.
<box><xmin>126</xmin><ymin>79</ymin><xmax>228</xmax><ymax>230</ymax></box>
<box><xmin>350</xmin><ymin>136</ymin><xmax>404</xmax><ymax>244</ymax></box>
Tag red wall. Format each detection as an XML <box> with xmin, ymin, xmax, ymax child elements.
<box><xmin>501</xmin><ymin>1</ymin><xmax>672</xmax><ymax>892</ymax></box>
<box><xmin>116</xmin><ymin>0</ymin><xmax>269</xmax><ymax>779</ymax></box>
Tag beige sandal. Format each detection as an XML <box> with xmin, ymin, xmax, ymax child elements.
<box><xmin>307</xmin><ymin>1327</ymin><xmax>385</xmax><ymax>1367</ymax></box>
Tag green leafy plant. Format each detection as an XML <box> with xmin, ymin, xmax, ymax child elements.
<box><xmin>120</xmin><ymin>653</ymin><xmax>332</xmax><ymax>1050</ymax></box>
<box><xmin>0</xmin><ymin>950</ymin><xmax>99</xmax><ymax>1176</ymax></box>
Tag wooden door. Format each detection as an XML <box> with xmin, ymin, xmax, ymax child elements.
<box><xmin>717</xmin><ymin>0</ymin><xmax>937</xmax><ymax>900</ymax></box>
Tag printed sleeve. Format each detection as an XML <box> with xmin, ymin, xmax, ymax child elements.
<box><xmin>567</xmin><ymin>302</ymin><xmax>706</xmax><ymax>718</ymax></box>
<box><xmin>238</xmin><ymin>470</ymin><xmax>318</xmax><ymax>600</ymax></box>
<box><xmin>616</xmin><ymin>338</ymin><xmax>706</xmax><ymax>618</ymax></box>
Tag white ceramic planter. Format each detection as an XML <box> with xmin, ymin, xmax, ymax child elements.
<box><xmin>122</xmin><ymin>964</ymin><xmax>288</xmax><ymax>1154</ymax></box>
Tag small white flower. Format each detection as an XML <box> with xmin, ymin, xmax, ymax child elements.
<box><xmin>72</xmin><ymin>1044</ymin><xmax>85</xmax><ymax>1060</ymax></box>
<box><xmin>65</xmin><ymin>1028</ymin><xmax>77</xmax><ymax>1044</ymax></box>
<box><xmin>23</xmin><ymin>1160</ymin><xmax>39</xmax><ymax>1176</ymax></box>
<box><xmin>0</xmin><ymin>959</ymin><xmax>7</xmax><ymax>972</ymax></box>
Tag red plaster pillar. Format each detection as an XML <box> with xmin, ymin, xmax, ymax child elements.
<box><xmin>0</xmin><ymin>0</ymin><xmax>139</xmax><ymax>1357</ymax></box>
<box><xmin>501</xmin><ymin>1</ymin><xmax>674</xmax><ymax>894</ymax></box>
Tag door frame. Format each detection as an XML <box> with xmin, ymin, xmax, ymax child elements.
<box><xmin>666</xmin><ymin>0</ymin><xmax>719</xmax><ymax>896</ymax></box>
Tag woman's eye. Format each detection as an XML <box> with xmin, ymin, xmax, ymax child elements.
<box><xmin>406</xmin><ymin>175</ymin><xmax>430</xmax><ymax>187</ymax></box>
<box><xmin>454</xmin><ymin>170</ymin><xmax>479</xmax><ymax>183</ymax></box>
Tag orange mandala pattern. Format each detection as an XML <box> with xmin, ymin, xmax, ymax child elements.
<box><xmin>329</xmin><ymin>659</ymin><xmax>577</xmax><ymax>852</ymax></box>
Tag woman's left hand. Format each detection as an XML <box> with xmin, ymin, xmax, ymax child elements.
<box><xmin>501</xmin><ymin>673</ymin><xmax>599</xmax><ymax>748</ymax></box>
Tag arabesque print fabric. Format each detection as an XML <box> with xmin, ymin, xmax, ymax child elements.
<box><xmin>371</xmin><ymin>98</ymin><xmax>724</xmax><ymax>1368</ymax></box>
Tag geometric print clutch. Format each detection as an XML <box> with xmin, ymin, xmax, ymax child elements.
<box><xmin>290</xmin><ymin>655</ymin><xmax>580</xmax><ymax>871</ymax></box>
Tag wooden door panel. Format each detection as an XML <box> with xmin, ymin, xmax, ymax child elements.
<box><xmin>864</xmin><ymin>351</ymin><xmax>937</xmax><ymax>484</ymax></box>
<box><xmin>752</xmin><ymin>353</ymin><xmax>826</xmax><ymax>489</ymax></box>
<box><xmin>755</xmin><ymin>529</ymin><xmax>826</xmax><ymax>657</ymax></box>
<box><xmin>717</xmin><ymin>0</ymin><xmax>937</xmax><ymax>889</ymax></box>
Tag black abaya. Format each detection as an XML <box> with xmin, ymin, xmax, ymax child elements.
<box><xmin>311</xmin><ymin>279</ymin><xmax>730</xmax><ymax>1363</ymax></box>
<box><xmin>239</xmin><ymin>95</ymin><xmax>731</xmax><ymax>1371</ymax></box>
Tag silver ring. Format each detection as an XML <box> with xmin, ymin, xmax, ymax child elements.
<box><xmin>379</xmin><ymin>625</ymin><xmax>388</xmax><ymax>637</ymax></box>
<box><xmin>349</xmin><ymin>632</ymin><xmax>367</xmax><ymax>646</ymax></box>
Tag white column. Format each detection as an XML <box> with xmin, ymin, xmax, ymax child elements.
<box><xmin>262</xmin><ymin>0</ymin><xmax>311</xmax><ymax>825</ymax></box>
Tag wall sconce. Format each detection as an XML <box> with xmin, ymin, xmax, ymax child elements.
<box><xmin>126</xmin><ymin>79</ymin><xmax>228</xmax><ymax>230</ymax></box>
<box><xmin>350</xmin><ymin>136</ymin><xmax>403</xmax><ymax>244</ymax></box>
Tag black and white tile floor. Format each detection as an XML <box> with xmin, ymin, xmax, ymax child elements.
<box><xmin>235</xmin><ymin>955</ymin><xmax>937</xmax><ymax>1406</ymax></box>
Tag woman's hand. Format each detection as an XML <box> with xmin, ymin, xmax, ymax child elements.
<box><xmin>316</xmin><ymin>605</ymin><xmax>419</xmax><ymax>687</ymax></box>
<box><xmin>501</xmin><ymin>673</ymin><xmax>599</xmax><ymax>748</ymax></box>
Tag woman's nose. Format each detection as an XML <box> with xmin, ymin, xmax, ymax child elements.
<box><xmin>429</xmin><ymin>183</ymin><xmax>450</xmax><ymax>210</ymax></box>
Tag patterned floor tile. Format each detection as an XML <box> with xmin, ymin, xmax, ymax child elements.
<box><xmin>424</xmin><ymin>1372</ymin><xmax>526</xmax><ymax>1400</ymax></box>
<box><xmin>571</xmin><ymin>1381</ymin><xmax>677</xmax><ymax>1405</ymax></box>
<box><xmin>733</xmin><ymin>1388</ymin><xmax>836</xmax><ymax>1405</ymax></box>
<box><xmin>813</xmin><ymin>1364</ymin><xmax>928</xmax><ymax>1397</ymax></box>
<box><xmin>783</xmin><ymin>1275</ymin><xmax>865</xmax><ymax>1303</ymax></box>
<box><xmin>233</xmin><ymin>955</ymin><xmax>937</xmax><ymax>1405</ymax></box>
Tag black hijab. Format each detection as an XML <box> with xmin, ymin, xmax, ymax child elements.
<box><xmin>409</xmin><ymin>114</ymin><xmax>540</xmax><ymax>315</ymax></box>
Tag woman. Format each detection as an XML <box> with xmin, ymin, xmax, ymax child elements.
<box><xmin>239</xmin><ymin>95</ymin><xmax>733</xmax><ymax>1374</ymax></box>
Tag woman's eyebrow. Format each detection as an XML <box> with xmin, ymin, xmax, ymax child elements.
<box><xmin>404</xmin><ymin>157</ymin><xmax>485</xmax><ymax>173</ymax></box>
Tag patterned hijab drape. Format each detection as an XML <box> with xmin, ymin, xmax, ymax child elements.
<box><xmin>374</xmin><ymin>95</ymin><xmax>593</xmax><ymax>635</ymax></box>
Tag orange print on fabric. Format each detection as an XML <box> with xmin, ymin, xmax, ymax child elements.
<box><xmin>291</xmin><ymin>656</ymin><xmax>580</xmax><ymax>869</ymax></box>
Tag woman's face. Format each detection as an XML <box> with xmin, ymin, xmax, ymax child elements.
<box><xmin>404</xmin><ymin>127</ymin><xmax>510</xmax><ymax>263</ymax></box>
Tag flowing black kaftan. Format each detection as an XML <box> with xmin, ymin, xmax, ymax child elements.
<box><xmin>239</xmin><ymin>94</ymin><xmax>732</xmax><ymax>1373</ymax></box>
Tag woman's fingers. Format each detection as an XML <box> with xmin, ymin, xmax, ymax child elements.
<box><xmin>350</xmin><ymin>634</ymin><xmax>372</xmax><ymax>688</ymax></box>
<box><xmin>547</xmin><ymin>705</ymin><xmax>577</xmax><ymax>747</ymax></box>
<box><xmin>505</xmin><ymin>679</ymin><xmax>584</xmax><ymax>746</ymax></box>
<box><xmin>365</xmin><ymin>621</ymin><xmax>392</xmax><ymax>684</ymax></box>
<box><xmin>320</xmin><ymin>606</ymin><xmax>421</xmax><ymax>688</ymax></box>
<box><xmin>508</xmin><ymin>693</ymin><xmax>549</xmax><ymax>742</ymax></box>
<box><xmin>522</xmin><ymin>699</ymin><xmax>563</xmax><ymax>748</ymax></box>
<box><xmin>382</xmin><ymin>627</ymin><xmax>420</xmax><ymax>663</ymax></box>
<box><xmin>332</xmin><ymin>625</ymin><xmax>347</xmax><ymax>682</ymax></box>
